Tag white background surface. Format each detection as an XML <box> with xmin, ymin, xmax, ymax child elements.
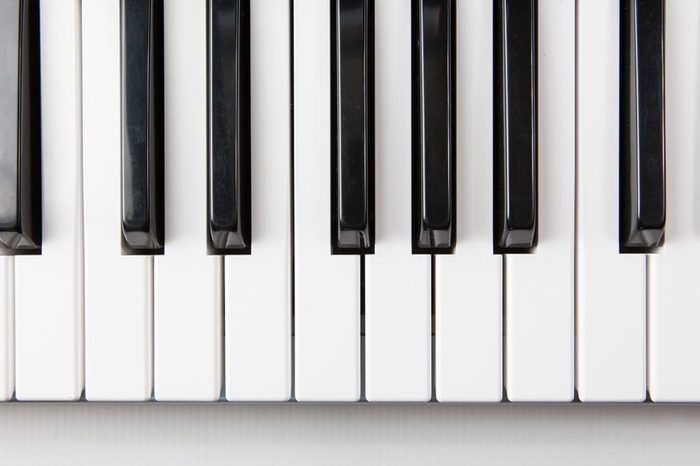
<box><xmin>0</xmin><ymin>404</ymin><xmax>697</xmax><ymax>465</ymax></box>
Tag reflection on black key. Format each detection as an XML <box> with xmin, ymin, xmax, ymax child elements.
<box><xmin>412</xmin><ymin>0</ymin><xmax>455</xmax><ymax>253</ymax></box>
<box><xmin>121</xmin><ymin>0</ymin><xmax>164</xmax><ymax>254</ymax></box>
<box><xmin>331</xmin><ymin>0</ymin><xmax>374</xmax><ymax>254</ymax></box>
<box><xmin>0</xmin><ymin>0</ymin><xmax>41</xmax><ymax>253</ymax></box>
<box><xmin>494</xmin><ymin>0</ymin><xmax>537</xmax><ymax>253</ymax></box>
<box><xmin>208</xmin><ymin>0</ymin><xmax>250</xmax><ymax>253</ymax></box>
<box><xmin>620</xmin><ymin>0</ymin><xmax>665</xmax><ymax>252</ymax></box>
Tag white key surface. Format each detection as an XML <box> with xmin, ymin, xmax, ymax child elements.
<box><xmin>576</xmin><ymin>0</ymin><xmax>646</xmax><ymax>402</ymax></box>
<box><xmin>14</xmin><ymin>0</ymin><xmax>84</xmax><ymax>401</ymax></box>
<box><xmin>82</xmin><ymin>0</ymin><xmax>152</xmax><ymax>401</ymax></box>
<box><xmin>504</xmin><ymin>0</ymin><xmax>575</xmax><ymax>402</ymax></box>
<box><xmin>0</xmin><ymin>4</ymin><xmax>16</xmax><ymax>401</ymax></box>
<box><xmin>293</xmin><ymin>0</ymin><xmax>361</xmax><ymax>402</ymax></box>
<box><xmin>364</xmin><ymin>0</ymin><xmax>430</xmax><ymax>402</ymax></box>
<box><xmin>0</xmin><ymin>257</ymin><xmax>13</xmax><ymax>401</ymax></box>
<box><xmin>435</xmin><ymin>0</ymin><xmax>502</xmax><ymax>403</ymax></box>
<box><xmin>154</xmin><ymin>0</ymin><xmax>222</xmax><ymax>401</ymax></box>
<box><xmin>225</xmin><ymin>0</ymin><xmax>291</xmax><ymax>402</ymax></box>
<box><xmin>647</xmin><ymin>0</ymin><xmax>700</xmax><ymax>402</ymax></box>
<box><xmin>0</xmin><ymin>2</ymin><xmax>16</xmax><ymax>400</ymax></box>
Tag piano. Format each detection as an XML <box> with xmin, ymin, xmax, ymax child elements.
<box><xmin>0</xmin><ymin>0</ymin><xmax>686</xmax><ymax>404</ymax></box>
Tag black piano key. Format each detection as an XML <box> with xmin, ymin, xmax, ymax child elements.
<box><xmin>0</xmin><ymin>0</ymin><xmax>41</xmax><ymax>253</ymax></box>
<box><xmin>411</xmin><ymin>0</ymin><xmax>455</xmax><ymax>253</ymax></box>
<box><xmin>620</xmin><ymin>0</ymin><xmax>665</xmax><ymax>252</ymax></box>
<box><xmin>208</xmin><ymin>0</ymin><xmax>250</xmax><ymax>253</ymax></box>
<box><xmin>331</xmin><ymin>0</ymin><xmax>374</xmax><ymax>254</ymax></box>
<box><xmin>121</xmin><ymin>0</ymin><xmax>164</xmax><ymax>253</ymax></box>
<box><xmin>494</xmin><ymin>0</ymin><xmax>537</xmax><ymax>253</ymax></box>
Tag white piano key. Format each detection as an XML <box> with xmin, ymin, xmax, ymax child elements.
<box><xmin>504</xmin><ymin>0</ymin><xmax>575</xmax><ymax>402</ymax></box>
<box><xmin>82</xmin><ymin>0</ymin><xmax>152</xmax><ymax>401</ymax></box>
<box><xmin>648</xmin><ymin>0</ymin><xmax>700</xmax><ymax>402</ymax></box>
<box><xmin>576</xmin><ymin>0</ymin><xmax>646</xmax><ymax>402</ymax></box>
<box><xmin>225</xmin><ymin>0</ymin><xmax>291</xmax><ymax>402</ymax></box>
<box><xmin>0</xmin><ymin>257</ymin><xmax>13</xmax><ymax>401</ymax></box>
<box><xmin>365</xmin><ymin>0</ymin><xmax>431</xmax><ymax>402</ymax></box>
<box><xmin>435</xmin><ymin>0</ymin><xmax>502</xmax><ymax>403</ymax></box>
<box><xmin>14</xmin><ymin>0</ymin><xmax>84</xmax><ymax>400</ymax></box>
<box><xmin>154</xmin><ymin>0</ymin><xmax>221</xmax><ymax>401</ymax></box>
<box><xmin>293</xmin><ymin>0</ymin><xmax>361</xmax><ymax>402</ymax></box>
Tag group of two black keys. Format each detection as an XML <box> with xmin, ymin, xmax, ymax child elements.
<box><xmin>0</xmin><ymin>0</ymin><xmax>665</xmax><ymax>256</ymax></box>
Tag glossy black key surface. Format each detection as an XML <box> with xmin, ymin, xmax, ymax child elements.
<box><xmin>331</xmin><ymin>0</ymin><xmax>374</xmax><ymax>254</ymax></box>
<box><xmin>412</xmin><ymin>0</ymin><xmax>455</xmax><ymax>253</ymax></box>
<box><xmin>620</xmin><ymin>0</ymin><xmax>665</xmax><ymax>252</ymax></box>
<box><xmin>121</xmin><ymin>0</ymin><xmax>164</xmax><ymax>253</ymax></box>
<box><xmin>0</xmin><ymin>0</ymin><xmax>41</xmax><ymax>253</ymax></box>
<box><xmin>494</xmin><ymin>0</ymin><xmax>537</xmax><ymax>253</ymax></box>
<box><xmin>208</xmin><ymin>0</ymin><xmax>250</xmax><ymax>253</ymax></box>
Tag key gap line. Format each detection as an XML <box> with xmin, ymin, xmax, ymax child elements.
<box><xmin>289</xmin><ymin>0</ymin><xmax>296</xmax><ymax>403</ymax></box>
<box><xmin>360</xmin><ymin>254</ymin><xmax>366</xmax><ymax>402</ymax></box>
<box><xmin>645</xmin><ymin>254</ymin><xmax>651</xmax><ymax>402</ymax></box>
<box><xmin>149</xmin><ymin>257</ymin><xmax>155</xmax><ymax>401</ymax></box>
<box><xmin>10</xmin><ymin>257</ymin><xmax>15</xmax><ymax>401</ymax></box>
<box><xmin>573</xmin><ymin>0</ymin><xmax>580</xmax><ymax>403</ymax></box>
<box><xmin>76</xmin><ymin>0</ymin><xmax>86</xmax><ymax>401</ymax></box>
<box><xmin>219</xmin><ymin>256</ymin><xmax>225</xmax><ymax>401</ymax></box>
<box><xmin>501</xmin><ymin>255</ymin><xmax>508</xmax><ymax>402</ymax></box>
<box><xmin>430</xmin><ymin>254</ymin><xmax>436</xmax><ymax>402</ymax></box>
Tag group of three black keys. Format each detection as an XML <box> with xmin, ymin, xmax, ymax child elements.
<box><xmin>0</xmin><ymin>0</ymin><xmax>666</xmax><ymax>258</ymax></box>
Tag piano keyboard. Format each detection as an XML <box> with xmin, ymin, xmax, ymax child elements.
<box><xmin>0</xmin><ymin>0</ymin><xmax>690</xmax><ymax>403</ymax></box>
